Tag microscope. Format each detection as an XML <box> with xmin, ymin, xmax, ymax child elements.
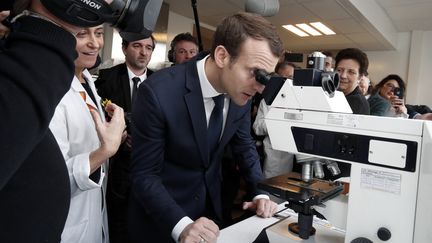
<box><xmin>254</xmin><ymin>54</ymin><xmax>432</xmax><ymax>242</ymax></box>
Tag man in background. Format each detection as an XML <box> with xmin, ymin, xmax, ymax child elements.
<box><xmin>168</xmin><ymin>32</ymin><xmax>199</xmax><ymax>65</ymax></box>
<box><xmin>96</xmin><ymin>32</ymin><xmax>155</xmax><ymax>243</ymax></box>
<box><xmin>322</xmin><ymin>51</ymin><xmax>334</xmax><ymax>72</ymax></box>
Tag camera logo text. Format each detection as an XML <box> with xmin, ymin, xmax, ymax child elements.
<box><xmin>80</xmin><ymin>0</ymin><xmax>102</xmax><ymax>10</ymax></box>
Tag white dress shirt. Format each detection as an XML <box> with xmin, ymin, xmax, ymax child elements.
<box><xmin>126</xmin><ymin>66</ymin><xmax>148</xmax><ymax>99</ymax></box>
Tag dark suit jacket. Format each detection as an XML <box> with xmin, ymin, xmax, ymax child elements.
<box><xmin>128</xmin><ymin>54</ymin><xmax>264</xmax><ymax>242</ymax></box>
<box><xmin>96</xmin><ymin>63</ymin><xmax>154</xmax><ymax>113</ymax></box>
<box><xmin>95</xmin><ymin>63</ymin><xmax>153</xmax><ymax>202</ymax></box>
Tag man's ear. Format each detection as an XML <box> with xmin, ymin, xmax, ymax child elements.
<box><xmin>213</xmin><ymin>45</ymin><xmax>230</xmax><ymax>68</ymax></box>
<box><xmin>122</xmin><ymin>45</ymin><xmax>127</xmax><ymax>56</ymax></box>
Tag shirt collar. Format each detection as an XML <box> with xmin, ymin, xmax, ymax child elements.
<box><xmin>197</xmin><ymin>55</ymin><xmax>222</xmax><ymax>99</ymax></box>
<box><xmin>126</xmin><ymin>65</ymin><xmax>147</xmax><ymax>81</ymax></box>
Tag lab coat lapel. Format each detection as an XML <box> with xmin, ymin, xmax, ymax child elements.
<box><xmin>71</xmin><ymin>71</ymin><xmax>105</xmax><ymax>122</ymax></box>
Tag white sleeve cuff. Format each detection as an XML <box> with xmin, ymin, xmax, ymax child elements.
<box><xmin>253</xmin><ymin>194</ymin><xmax>270</xmax><ymax>201</ymax></box>
<box><xmin>72</xmin><ymin>152</ymin><xmax>104</xmax><ymax>191</ymax></box>
<box><xmin>172</xmin><ymin>216</ymin><xmax>193</xmax><ymax>243</ymax></box>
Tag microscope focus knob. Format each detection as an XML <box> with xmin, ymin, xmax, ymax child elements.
<box><xmin>351</xmin><ymin>237</ymin><xmax>372</xmax><ymax>243</ymax></box>
<box><xmin>377</xmin><ymin>227</ymin><xmax>392</xmax><ymax>241</ymax></box>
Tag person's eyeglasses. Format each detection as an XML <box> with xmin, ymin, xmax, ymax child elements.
<box><xmin>384</xmin><ymin>83</ymin><xmax>397</xmax><ymax>90</ymax></box>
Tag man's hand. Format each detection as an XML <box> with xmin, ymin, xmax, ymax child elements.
<box><xmin>416</xmin><ymin>113</ymin><xmax>432</xmax><ymax>120</ymax></box>
<box><xmin>0</xmin><ymin>10</ymin><xmax>10</xmax><ymax>38</ymax></box>
<box><xmin>243</xmin><ymin>198</ymin><xmax>278</xmax><ymax>218</ymax></box>
<box><xmin>179</xmin><ymin>217</ymin><xmax>219</xmax><ymax>243</ymax></box>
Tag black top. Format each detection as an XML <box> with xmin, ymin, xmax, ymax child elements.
<box><xmin>346</xmin><ymin>86</ymin><xmax>370</xmax><ymax>115</ymax></box>
<box><xmin>0</xmin><ymin>16</ymin><xmax>76</xmax><ymax>242</ymax></box>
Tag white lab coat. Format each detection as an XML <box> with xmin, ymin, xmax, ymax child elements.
<box><xmin>49</xmin><ymin>69</ymin><xmax>109</xmax><ymax>243</ymax></box>
<box><xmin>253</xmin><ymin>99</ymin><xmax>294</xmax><ymax>178</ymax></box>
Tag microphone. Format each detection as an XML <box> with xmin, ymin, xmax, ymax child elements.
<box><xmin>245</xmin><ymin>0</ymin><xmax>279</xmax><ymax>17</ymax></box>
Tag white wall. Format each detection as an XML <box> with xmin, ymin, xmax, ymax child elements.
<box><xmin>366</xmin><ymin>31</ymin><xmax>432</xmax><ymax>106</ymax></box>
<box><xmin>166</xmin><ymin>11</ymin><xmax>216</xmax><ymax>60</ymax></box>
<box><xmin>408</xmin><ymin>31</ymin><xmax>432</xmax><ymax>106</ymax></box>
<box><xmin>167</xmin><ymin>11</ymin><xmax>195</xmax><ymax>50</ymax></box>
<box><xmin>366</xmin><ymin>32</ymin><xmax>410</xmax><ymax>90</ymax></box>
<box><xmin>164</xmin><ymin>11</ymin><xmax>432</xmax><ymax>107</ymax></box>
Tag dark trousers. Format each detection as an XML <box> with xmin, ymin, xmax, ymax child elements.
<box><xmin>106</xmin><ymin>149</ymin><xmax>131</xmax><ymax>243</ymax></box>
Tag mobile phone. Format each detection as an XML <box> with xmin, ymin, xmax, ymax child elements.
<box><xmin>393</xmin><ymin>87</ymin><xmax>404</xmax><ymax>99</ymax></box>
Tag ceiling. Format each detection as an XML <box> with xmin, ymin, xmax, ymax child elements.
<box><xmin>164</xmin><ymin>0</ymin><xmax>432</xmax><ymax>53</ymax></box>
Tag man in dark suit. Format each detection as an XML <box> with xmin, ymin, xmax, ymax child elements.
<box><xmin>168</xmin><ymin>32</ymin><xmax>199</xmax><ymax>65</ymax></box>
<box><xmin>96</xmin><ymin>32</ymin><xmax>155</xmax><ymax>243</ymax></box>
<box><xmin>129</xmin><ymin>12</ymin><xmax>284</xmax><ymax>243</ymax></box>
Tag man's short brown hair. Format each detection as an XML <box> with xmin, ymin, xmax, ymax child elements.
<box><xmin>211</xmin><ymin>12</ymin><xmax>284</xmax><ymax>62</ymax></box>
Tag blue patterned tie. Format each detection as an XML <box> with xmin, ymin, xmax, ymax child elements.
<box><xmin>208</xmin><ymin>95</ymin><xmax>224</xmax><ymax>159</ymax></box>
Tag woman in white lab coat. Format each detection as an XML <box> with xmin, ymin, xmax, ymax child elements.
<box><xmin>49</xmin><ymin>25</ymin><xmax>125</xmax><ymax>243</ymax></box>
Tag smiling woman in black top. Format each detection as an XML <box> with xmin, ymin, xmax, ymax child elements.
<box><xmin>335</xmin><ymin>48</ymin><xmax>370</xmax><ymax>115</ymax></box>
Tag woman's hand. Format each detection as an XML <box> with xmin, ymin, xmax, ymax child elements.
<box><xmin>390</xmin><ymin>95</ymin><xmax>407</xmax><ymax>115</ymax></box>
<box><xmin>91</xmin><ymin>103</ymin><xmax>125</xmax><ymax>157</ymax></box>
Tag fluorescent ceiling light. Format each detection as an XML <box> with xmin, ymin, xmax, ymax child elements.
<box><xmin>282</xmin><ymin>24</ymin><xmax>309</xmax><ymax>37</ymax></box>
<box><xmin>310</xmin><ymin>22</ymin><xmax>336</xmax><ymax>35</ymax></box>
<box><xmin>296</xmin><ymin>23</ymin><xmax>322</xmax><ymax>36</ymax></box>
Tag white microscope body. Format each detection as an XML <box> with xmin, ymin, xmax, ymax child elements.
<box><xmin>264</xmin><ymin>79</ymin><xmax>432</xmax><ymax>243</ymax></box>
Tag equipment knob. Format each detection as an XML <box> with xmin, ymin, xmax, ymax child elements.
<box><xmin>377</xmin><ymin>227</ymin><xmax>391</xmax><ymax>241</ymax></box>
<box><xmin>351</xmin><ymin>237</ymin><xmax>373</xmax><ymax>243</ymax></box>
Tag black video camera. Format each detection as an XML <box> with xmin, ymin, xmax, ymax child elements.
<box><xmin>1</xmin><ymin>0</ymin><xmax>162</xmax><ymax>37</ymax></box>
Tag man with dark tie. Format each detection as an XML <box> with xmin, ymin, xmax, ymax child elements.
<box><xmin>96</xmin><ymin>31</ymin><xmax>155</xmax><ymax>243</ymax></box>
<box><xmin>128</xmin><ymin>12</ymin><xmax>284</xmax><ymax>243</ymax></box>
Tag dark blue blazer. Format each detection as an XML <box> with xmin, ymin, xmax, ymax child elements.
<box><xmin>128</xmin><ymin>54</ymin><xmax>264</xmax><ymax>242</ymax></box>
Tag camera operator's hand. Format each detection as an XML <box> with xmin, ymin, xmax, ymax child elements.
<box><xmin>390</xmin><ymin>95</ymin><xmax>407</xmax><ymax>115</ymax></box>
<box><xmin>0</xmin><ymin>10</ymin><xmax>9</xmax><ymax>38</ymax></box>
